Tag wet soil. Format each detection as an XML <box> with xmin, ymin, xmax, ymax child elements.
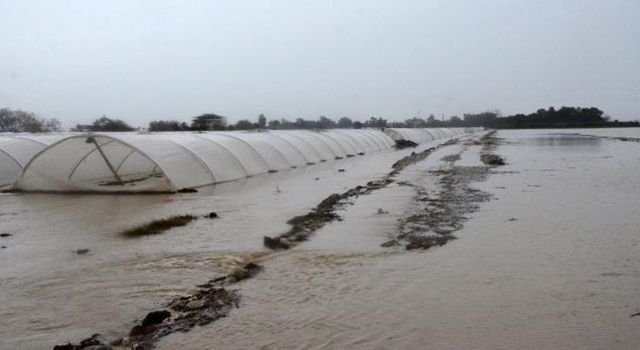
<box><xmin>264</xmin><ymin>133</ymin><xmax>503</xmax><ymax>252</ymax></box>
<box><xmin>121</xmin><ymin>215</ymin><xmax>196</xmax><ymax>238</ymax></box>
<box><xmin>263</xmin><ymin>138</ymin><xmax>460</xmax><ymax>250</ymax></box>
<box><xmin>477</xmin><ymin>130</ymin><xmax>507</xmax><ymax>165</ymax></box>
<box><xmin>394</xmin><ymin>139</ymin><xmax>419</xmax><ymax>149</ymax></box>
<box><xmin>480</xmin><ymin>153</ymin><xmax>506</xmax><ymax>166</ymax></box>
<box><xmin>390</xmin><ymin>135</ymin><xmax>500</xmax><ymax>250</ymax></box>
<box><xmin>397</xmin><ymin>164</ymin><xmax>493</xmax><ymax>250</ymax></box>
<box><xmin>53</xmin><ymin>263</ymin><xmax>262</xmax><ymax>349</ymax></box>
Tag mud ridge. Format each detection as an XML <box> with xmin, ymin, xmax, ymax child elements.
<box><xmin>603</xmin><ymin>136</ymin><xmax>640</xmax><ymax>143</ymax></box>
<box><xmin>479</xmin><ymin>130</ymin><xmax>507</xmax><ymax>166</ymax></box>
<box><xmin>53</xmin><ymin>262</ymin><xmax>262</xmax><ymax>350</ymax></box>
<box><xmin>263</xmin><ymin>138</ymin><xmax>460</xmax><ymax>250</ymax></box>
<box><xmin>394</xmin><ymin>165</ymin><xmax>493</xmax><ymax>250</ymax></box>
<box><xmin>385</xmin><ymin>132</ymin><xmax>503</xmax><ymax>250</ymax></box>
<box><xmin>395</xmin><ymin>139</ymin><xmax>419</xmax><ymax>149</ymax></box>
<box><xmin>556</xmin><ymin>132</ymin><xmax>640</xmax><ymax>144</ymax></box>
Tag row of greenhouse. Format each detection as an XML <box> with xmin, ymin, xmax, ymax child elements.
<box><xmin>0</xmin><ymin>128</ymin><xmax>480</xmax><ymax>193</ymax></box>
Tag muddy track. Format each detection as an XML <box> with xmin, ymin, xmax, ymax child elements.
<box><xmin>54</xmin><ymin>263</ymin><xmax>262</xmax><ymax>350</ymax></box>
<box><xmin>384</xmin><ymin>131</ymin><xmax>507</xmax><ymax>250</ymax></box>
<box><xmin>390</xmin><ymin>149</ymin><xmax>496</xmax><ymax>250</ymax></box>
<box><xmin>263</xmin><ymin>137</ymin><xmax>461</xmax><ymax>250</ymax></box>
<box><xmin>602</xmin><ymin>136</ymin><xmax>640</xmax><ymax>143</ymax></box>
<box><xmin>264</xmin><ymin>131</ymin><xmax>506</xmax><ymax>251</ymax></box>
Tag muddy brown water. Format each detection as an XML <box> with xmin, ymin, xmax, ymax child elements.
<box><xmin>2</xmin><ymin>129</ymin><xmax>640</xmax><ymax>349</ymax></box>
<box><xmin>0</xmin><ymin>140</ymin><xmax>448</xmax><ymax>349</ymax></box>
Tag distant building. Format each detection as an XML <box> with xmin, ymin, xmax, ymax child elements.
<box><xmin>192</xmin><ymin>113</ymin><xmax>227</xmax><ymax>131</ymax></box>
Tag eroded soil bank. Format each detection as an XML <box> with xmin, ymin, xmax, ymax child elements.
<box><xmin>262</xmin><ymin>132</ymin><xmax>503</xmax><ymax>253</ymax></box>
<box><xmin>262</xmin><ymin>138</ymin><xmax>462</xmax><ymax>251</ymax></box>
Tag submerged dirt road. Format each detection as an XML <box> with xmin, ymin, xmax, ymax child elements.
<box><xmin>158</xmin><ymin>130</ymin><xmax>640</xmax><ymax>350</ymax></box>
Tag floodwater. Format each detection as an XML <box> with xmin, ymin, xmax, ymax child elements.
<box><xmin>563</xmin><ymin>127</ymin><xmax>640</xmax><ymax>139</ymax></box>
<box><xmin>2</xmin><ymin>129</ymin><xmax>639</xmax><ymax>349</ymax></box>
<box><xmin>0</xmin><ymin>138</ymin><xmax>450</xmax><ymax>349</ymax></box>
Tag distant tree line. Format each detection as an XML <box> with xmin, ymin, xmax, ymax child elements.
<box><xmin>2</xmin><ymin>106</ymin><xmax>638</xmax><ymax>133</ymax></box>
<box><xmin>461</xmin><ymin>107</ymin><xmax>639</xmax><ymax>129</ymax></box>
<box><xmin>0</xmin><ymin>108</ymin><xmax>61</xmax><ymax>132</ymax></box>
<box><xmin>73</xmin><ymin>116</ymin><xmax>136</xmax><ymax>132</ymax></box>
<box><xmin>147</xmin><ymin>115</ymin><xmax>390</xmax><ymax>131</ymax></box>
<box><xmin>148</xmin><ymin>107</ymin><xmax>637</xmax><ymax>132</ymax></box>
<box><xmin>148</xmin><ymin>120</ymin><xmax>190</xmax><ymax>132</ymax></box>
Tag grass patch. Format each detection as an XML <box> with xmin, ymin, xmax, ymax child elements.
<box><xmin>441</xmin><ymin>154</ymin><xmax>461</xmax><ymax>163</ymax></box>
<box><xmin>395</xmin><ymin>139</ymin><xmax>418</xmax><ymax>149</ymax></box>
<box><xmin>480</xmin><ymin>153</ymin><xmax>506</xmax><ymax>166</ymax></box>
<box><xmin>121</xmin><ymin>214</ymin><xmax>195</xmax><ymax>238</ymax></box>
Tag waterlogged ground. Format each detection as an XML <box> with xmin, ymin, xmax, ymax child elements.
<box><xmin>565</xmin><ymin>127</ymin><xmax>640</xmax><ymax>140</ymax></box>
<box><xmin>0</xmin><ymin>138</ymin><xmax>453</xmax><ymax>349</ymax></box>
<box><xmin>1</xmin><ymin>129</ymin><xmax>640</xmax><ymax>349</ymax></box>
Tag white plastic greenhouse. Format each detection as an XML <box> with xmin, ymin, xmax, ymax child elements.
<box><xmin>10</xmin><ymin>128</ymin><xmax>473</xmax><ymax>193</ymax></box>
<box><xmin>0</xmin><ymin>134</ymin><xmax>68</xmax><ymax>187</ymax></box>
<box><xmin>383</xmin><ymin>127</ymin><xmax>473</xmax><ymax>144</ymax></box>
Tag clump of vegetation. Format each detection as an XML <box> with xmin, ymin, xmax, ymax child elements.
<box><xmin>57</xmin><ymin>260</ymin><xmax>262</xmax><ymax>349</ymax></box>
<box><xmin>390</xmin><ymin>139</ymin><xmax>457</xmax><ymax>175</ymax></box>
<box><xmin>121</xmin><ymin>214</ymin><xmax>195</xmax><ymax>237</ymax></box>
<box><xmin>405</xmin><ymin>234</ymin><xmax>457</xmax><ymax>250</ymax></box>
<box><xmin>94</xmin><ymin>116</ymin><xmax>135</xmax><ymax>131</ymax></box>
<box><xmin>148</xmin><ymin>120</ymin><xmax>191</xmax><ymax>131</ymax></box>
<box><xmin>0</xmin><ymin>107</ymin><xmax>61</xmax><ymax>132</ymax></box>
<box><xmin>395</xmin><ymin>139</ymin><xmax>419</xmax><ymax>149</ymax></box>
<box><xmin>441</xmin><ymin>154</ymin><xmax>461</xmax><ymax>162</ymax></box>
<box><xmin>72</xmin><ymin>115</ymin><xmax>136</xmax><ymax>132</ymax></box>
<box><xmin>480</xmin><ymin>154</ymin><xmax>506</xmax><ymax>166</ymax></box>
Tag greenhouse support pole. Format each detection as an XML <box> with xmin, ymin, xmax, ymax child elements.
<box><xmin>90</xmin><ymin>137</ymin><xmax>124</xmax><ymax>185</ymax></box>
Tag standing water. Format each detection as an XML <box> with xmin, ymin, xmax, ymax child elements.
<box><xmin>1</xmin><ymin>130</ymin><xmax>639</xmax><ymax>349</ymax></box>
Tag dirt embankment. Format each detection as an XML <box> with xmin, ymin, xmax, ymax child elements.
<box><xmin>263</xmin><ymin>138</ymin><xmax>460</xmax><ymax>250</ymax></box>
<box><xmin>389</xmin><ymin>131</ymin><xmax>505</xmax><ymax>250</ymax></box>
<box><xmin>478</xmin><ymin>130</ymin><xmax>507</xmax><ymax>166</ymax></box>
<box><xmin>392</xmin><ymin>162</ymin><xmax>494</xmax><ymax>250</ymax></box>
<box><xmin>264</xmin><ymin>131</ymin><xmax>508</xmax><ymax>252</ymax></box>
<box><xmin>54</xmin><ymin>263</ymin><xmax>262</xmax><ymax>350</ymax></box>
<box><xmin>603</xmin><ymin>136</ymin><xmax>640</xmax><ymax>143</ymax></box>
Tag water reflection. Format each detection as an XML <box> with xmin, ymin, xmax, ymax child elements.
<box><xmin>530</xmin><ymin>134</ymin><xmax>602</xmax><ymax>149</ymax></box>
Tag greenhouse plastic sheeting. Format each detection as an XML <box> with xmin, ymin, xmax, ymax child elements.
<box><xmin>16</xmin><ymin>128</ymin><xmax>471</xmax><ymax>193</ymax></box>
<box><xmin>0</xmin><ymin>134</ymin><xmax>68</xmax><ymax>187</ymax></box>
<box><xmin>383</xmin><ymin>128</ymin><xmax>473</xmax><ymax>143</ymax></box>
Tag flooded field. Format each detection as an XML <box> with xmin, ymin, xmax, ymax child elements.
<box><xmin>1</xmin><ymin>129</ymin><xmax>639</xmax><ymax>349</ymax></box>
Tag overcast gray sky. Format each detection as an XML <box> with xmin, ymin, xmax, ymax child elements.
<box><xmin>1</xmin><ymin>0</ymin><xmax>639</xmax><ymax>127</ymax></box>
